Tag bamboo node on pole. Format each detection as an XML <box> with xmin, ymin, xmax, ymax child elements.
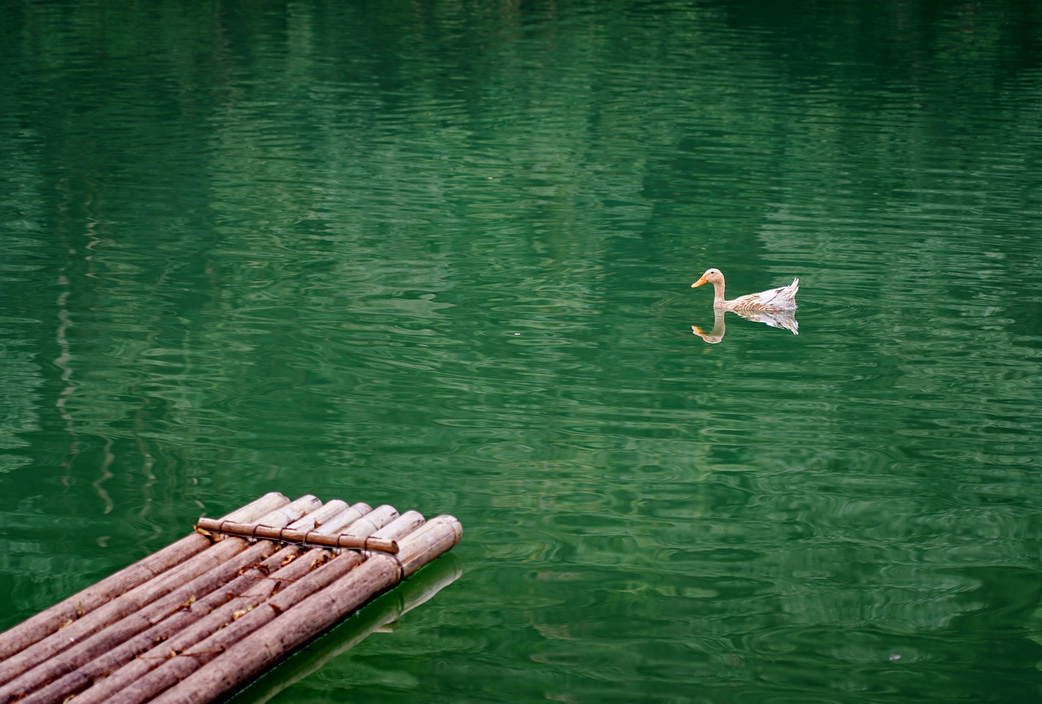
<box><xmin>135</xmin><ymin>648</ymin><xmax>179</xmax><ymax>659</ymax></box>
<box><xmin>263</xmin><ymin>574</ymin><xmax>298</xmax><ymax>585</ymax></box>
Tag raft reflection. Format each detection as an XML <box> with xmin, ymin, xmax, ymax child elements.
<box><xmin>227</xmin><ymin>556</ymin><xmax>463</xmax><ymax>704</ymax></box>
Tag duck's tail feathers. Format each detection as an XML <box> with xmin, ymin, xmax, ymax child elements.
<box><xmin>780</xmin><ymin>278</ymin><xmax>799</xmax><ymax>310</ymax></box>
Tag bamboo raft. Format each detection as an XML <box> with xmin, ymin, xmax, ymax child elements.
<box><xmin>0</xmin><ymin>493</ymin><xmax>463</xmax><ymax>704</ymax></box>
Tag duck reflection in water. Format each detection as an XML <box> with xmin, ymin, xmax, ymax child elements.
<box><xmin>691</xmin><ymin>307</ymin><xmax>799</xmax><ymax>344</ymax></box>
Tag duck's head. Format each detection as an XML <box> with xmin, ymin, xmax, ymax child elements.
<box><xmin>692</xmin><ymin>268</ymin><xmax>723</xmax><ymax>288</ymax></box>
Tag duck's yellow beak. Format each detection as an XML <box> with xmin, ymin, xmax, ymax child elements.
<box><xmin>692</xmin><ymin>276</ymin><xmax>707</xmax><ymax>288</ymax></box>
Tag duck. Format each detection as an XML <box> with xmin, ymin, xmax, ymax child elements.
<box><xmin>691</xmin><ymin>268</ymin><xmax>799</xmax><ymax>313</ymax></box>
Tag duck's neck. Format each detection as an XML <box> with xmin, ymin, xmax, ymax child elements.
<box><xmin>711</xmin><ymin>279</ymin><xmax>727</xmax><ymax>307</ymax></box>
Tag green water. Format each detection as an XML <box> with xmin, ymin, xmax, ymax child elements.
<box><xmin>3</xmin><ymin>1</ymin><xmax>1042</xmax><ymax>702</ymax></box>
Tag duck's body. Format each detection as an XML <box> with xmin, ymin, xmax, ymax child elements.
<box><xmin>692</xmin><ymin>268</ymin><xmax>798</xmax><ymax>313</ymax></box>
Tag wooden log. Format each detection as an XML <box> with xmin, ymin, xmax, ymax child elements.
<box><xmin>0</xmin><ymin>492</ymin><xmax>289</xmax><ymax>667</ymax></box>
<box><xmin>0</xmin><ymin>506</ymin><xmax>308</xmax><ymax>689</ymax></box>
<box><xmin>248</xmin><ymin>495</ymin><xmax>323</xmax><ymax>530</ymax></box>
<box><xmin>1</xmin><ymin>541</ymin><xmax>277</xmax><ymax>702</ymax></box>
<box><xmin>239</xmin><ymin>557</ymin><xmax>462</xmax><ymax>704</ymax></box>
<box><xmin>371</xmin><ymin>510</ymin><xmax>426</xmax><ymax>541</ymax></box>
<box><xmin>295</xmin><ymin>503</ymin><xmax>370</xmax><ymax>538</ymax></box>
<box><xmin>149</xmin><ymin>515</ymin><xmax>463</xmax><ymax>704</ymax></box>
<box><xmin>0</xmin><ymin>494</ymin><xmax>320</xmax><ymax>698</ymax></box>
<box><xmin>338</xmin><ymin>504</ymin><xmax>400</xmax><ymax>539</ymax></box>
<box><xmin>194</xmin><ymin>518</ymin><xmax>399</xmax><ymax>554</ymax></box>
<box><xmin>395</xmin><ymin>515</ymin><xmax>464</xmax><ymax>578</ymax></box>
<box><xmin>88</xmin><ymin>505</ymin><xmax>401</xmax><ymax>704</ymax></box>
<box><xmin>285</xmin><ymin>499</ymin><xmax>349</xmax><ymax>531</ymax></box>
<box><xmin>0</xmin><ymin>498</ymin><xmax>323</xmax><ymax>700</ymax></box>
<box><xmin>67</xmin><ymin>545</ymin><xmax>329</xmax><ymax>704</ymax></box>
<box><xmin>88</xmin><ymin>550</ymin><xmax>363</xmax><ymax>704</ymax></box>
<box><xmin>217</xmin><ymin>493</ymin><xmax>294</xmax><ymax>522</ymax></box>
<box><xmin>16</xmin><ymin>544</ymin><xmax>302</xmax><ymax>704</ymax></box>
<box><xmin>319</xmin><ymin>502</ymin><xmax>373</xmax><ymax>534</ymax></box>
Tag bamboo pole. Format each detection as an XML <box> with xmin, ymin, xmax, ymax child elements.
<box><xmin>55</xmin><ymin>547</ymin><xmax>335</xmax><ymax>704</ymax></box>
<box><xmin>84</xmin><ymin>550</ymin><xmax>363</xmax><ymax>704</ymax></box>
<box><xmin>285</xmin><ymin>499</ymin><xmax>348</xmax><ymax>531</ymax></box>
<box><xmin>247</xmin><ymin>495</ymin><xmax>323</xmax><ymax>531</ymax></box>
<box><xmin>150</xmin><ymin>515</ymin><xmax>463</xmax><ymax>704</ymax></box>
<box><xmin>0</xmin><ymin>498</ymin><xmax>319</xmax><ymax>689</ymax></box>
<box><xmin>370</xmin><ymin>510</ymin><xmax>426</xmax><ymax>542</ymax></box>
<box><xmin>237</xmin><ymin>557</ymin><xmax>462</xmax><ymax>704</ymax></box>
<box><xmin>0</xmin><ymin>540</ymin><xmax>278</xmax><ymax>702</ymax></box>
<box><xmin>394</xmin><ymin>515</ymin><xmax>465</xmax><ymax>578</ymax></box>
<box><xmin>318</xmin><ymin>502</ymin><xmax>373</xmax><ymax>534</ymax></box>
<box><xmin>0</xmin><ymin>496</ymin><xmax>322</xmax><ymax>700</ymax></box>
<box><xmin>0</xmin><ymin>492</ymin><xmax>289</xmax><ymax>666</ymax></box>
<box><xmin>72</xmin><ymin>498</ymin><xmax>394</xmax><ymax>704</ymax></box>
<box><xmin>16</xmin><ymin>544</ymin><xmax>302</xmax><ymax>704</ymax></box>
<box><xmin>338</xmin><ymin>504</ymin><xmax>400</xmax><ymax>539</ymax></box>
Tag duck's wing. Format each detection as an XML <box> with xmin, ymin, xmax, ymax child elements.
<box><xmin>728</xmin><ymin>282</ymin><xmax>795</xmax><ymax>311</ymax></box>
<box><xmin>754</xmin><ymin>278</ymin><xmax>799</xmax><ymax>310</ymax></box>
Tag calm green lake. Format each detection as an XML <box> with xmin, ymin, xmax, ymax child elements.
<box><xmin>3</xmin><ymin>1</ymin><xmax>1042</xmax><ymax>702</ymax></box>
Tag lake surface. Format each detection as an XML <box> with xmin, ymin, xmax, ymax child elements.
<box><xmin>3</xmin><ymin>1</ymin><xmax>1042</xmax><ymax>702</ymax></box>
